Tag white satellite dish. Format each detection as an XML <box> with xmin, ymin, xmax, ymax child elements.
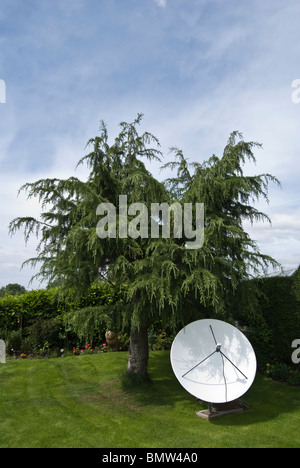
<box><xmin>170</xmin><ymin>319</ymin><xmax>257</xmax><ymax>404</ymax></box>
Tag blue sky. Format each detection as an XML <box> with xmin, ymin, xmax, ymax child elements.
<box><xmin>1</xmin><ymin>0</ymin><xmax>300</xmax><ymax>288</ymax></box>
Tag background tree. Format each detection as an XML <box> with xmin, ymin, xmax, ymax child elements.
<box><xmin>0</xmin><ymin>284</ymin><xmax>26</xmax><ymax>297</ymax></box>
<box><xmin>9</xmin><ymin>115</ymin><xmax>280</xmax><ymax>379</ymax></box>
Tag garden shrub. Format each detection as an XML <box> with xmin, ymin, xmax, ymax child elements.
<box><xmin>6</xmin><ymin>329</ymin><xmax>23</xmax><ymax>353</ymax></box>
<box><xmin>256</xmin><ymin>272</ymin><xmax>300</xmax><ymax>364</ymax></box>
<box><xmin>149</xmin><ymin>329</ymin><xmax>174</xmax><ymax>351</ymax></box>
<box><xmin>268</xmin><ymin>362</ymin><xmax>290</xmax><ymax>382</ymax></box>
<box><xmin>242</xmin><ymin>309</ymin><xmax>273</xmax><ymax>370</ymax></box>
<box><xmin>0</xmin><ymin>282</ymin><xmax>123</xmax><ymax>354</ymax></box>
<box><xmin>233</xmin><ymin>268</ymin><xmax>300</xmax><ymax>369</ymax></box>
<box><xmin>287</xmin><ymin>368</ymin><xmax>300</xmax><ymax>386</ymax></box>
<box><xmin>27</xmin><ymin>318</ymin><xmax>61</xmax><ymax>350</ymax></box>
<box><xmin>117</xmin><ymin>332</ymin><xmax>130</xmax><ymax>351</ymax></box>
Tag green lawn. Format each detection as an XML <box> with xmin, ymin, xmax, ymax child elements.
<box><xmin>0</xmin><ymin>351</ymin><xmax>299</xmax><ymax>448</ymax></box>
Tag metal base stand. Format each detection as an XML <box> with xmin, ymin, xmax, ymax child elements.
<box><xmin>196</xmin><ymin>399</ymin><xmax>248</xmax><ymax>420</ymax></box>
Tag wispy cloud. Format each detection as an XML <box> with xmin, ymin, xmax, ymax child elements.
<box><xmin>154</xmin><ymin>0</ymin><xmax>167</xmax><ymax>8</ymax></box>
<box><xmin>1</xmin><ymin>0</ymin><xmax>300</xmax><ymax>287</ymax></box>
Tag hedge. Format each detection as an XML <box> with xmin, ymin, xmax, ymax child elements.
<box><xmin>0</xmin><ymin>283</ymin><xmax>121</xmax><ymax>354</ymax></box>
<box><xmin>235</xmin><ymin>267</ymin><xmax>300</xmax><ymax>369</ymax></box>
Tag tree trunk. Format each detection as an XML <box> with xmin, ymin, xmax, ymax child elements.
<box><xmin>127</xmin><ymin>325</ymin><xmax>149</xmax><ymax>379</ymax></box>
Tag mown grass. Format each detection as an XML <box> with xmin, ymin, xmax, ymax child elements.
<box><xmin>0</xmin><ymin>351</ymin><xmax>299</xmax><ymax>448</ymax></box>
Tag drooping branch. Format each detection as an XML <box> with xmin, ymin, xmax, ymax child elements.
<box><xmin>9</xmin><ymin>217</ymin><xmax>52</xmax><ymax>244</ymax></box>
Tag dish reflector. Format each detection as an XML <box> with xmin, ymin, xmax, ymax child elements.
<box><xmin>170</xmin><ymin>319</ymin><xmax>257</xmax><ymax>404</ymax></box>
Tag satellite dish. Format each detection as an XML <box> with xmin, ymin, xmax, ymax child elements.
<box><xmin>170</xmin><ymin>319</ymin><xmax>257</xmax><ymax>404</ymax></box>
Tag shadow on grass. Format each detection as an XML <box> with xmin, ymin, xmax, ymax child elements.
<box><xmin>118</xmin><ymin>351</ymin><xmax>200</xmax><ymax>409</ymax></box>
<box><xmin>209</xmin><ymin>373</ymin><xmax>300</xmax><ymax>427</ymax></box>
<box><xmin>120</xmin><ymin>352</ymin><xmax>300</xmax><ymax>426</ymax></box>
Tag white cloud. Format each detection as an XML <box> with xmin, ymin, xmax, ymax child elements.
<box><xmin>243</xmin><ymin>207</ymin><xmax>300</xmax><ymax>271</ymax></box>
<box><xmin>154</xmin><ymin>0</ymin><xmax>167</xmax><ymax>8</ymax></box>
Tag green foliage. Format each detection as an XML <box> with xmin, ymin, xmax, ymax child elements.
<box><xmin>0</xmin><ymin>283</ymin><xmax>122</xmax><ymax>353</ymax></box>
<box><xmin>268</xmin><ymin>362</ymin><xmax>290</xmax><ymax>382</ymax></box>
<box><xmin>265</xmin><ymin>361</ymin><xmax>300</xmax><ymax>386</ymax></box>
<box><xmin>0</xmin><ymin>288</ymin><xmax>61</xmax><ymax>340</ymax></box>
<box><xmin>0</xmin><ymin>283</ymin><xmax>26</xmax><ymax>297</ymax></box>
<box><xmin>27</xmin><ymin>318</ymin><xmax>60</xmax><ymax>350</ymax></box>
<box><xmin>244</xmin><ymin>310</ymin><xmax>273</xmax><ymax>370</ymax></box>
<box><xmin>257</xmin><ymin>269</ymin><xmax>300</xmax><ymax>364</ymax></box>
<box><xmin>287</xmin><ymin>369</ymin><xmax>300</xmax><ymax>386</ymax></box>
<box><xmin>63</xmin><ymin>282</ymin><xmax>125</xmax><ymax>346</ymax></box>
<box><xmin>257</xmin><ymin>274</ymin><xmax>300</xmax><ymax>363</ymax></box>
<box><xmin>233</xmin><ymin>268</ymin><xmax>300</xmax><ymax>370</ymax></box>
<box><xmin>6</xmin><ymin>329</ymin><xmax>23</xmax><ymax>353</ymax></box>
<box><xmin>117</xmin><ymin>331</ymin><xmax>130</xmax><ymax>351</ymax></box>
<box><xmin>148</xmin><ymin>328</ymin><xmax>175</xmax><ymax>351</ymax></box>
